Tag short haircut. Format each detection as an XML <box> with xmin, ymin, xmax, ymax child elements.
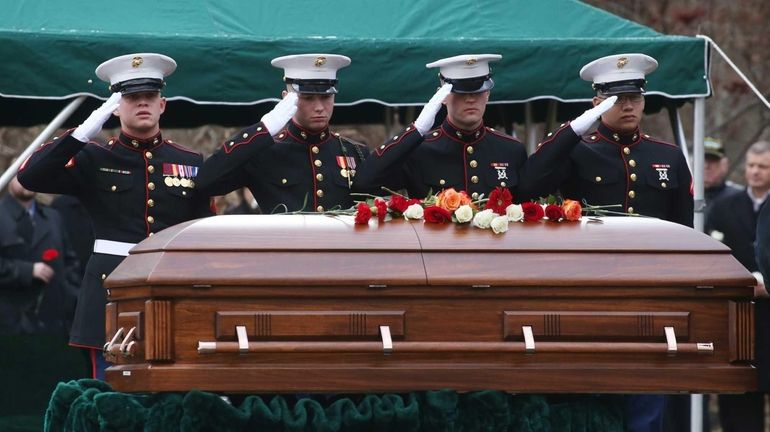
<box><xmin>748</xmin><ymin>141</ymin><xmax>770</xmax><ymax>155</ymax></box>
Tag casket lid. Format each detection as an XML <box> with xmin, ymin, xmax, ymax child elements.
<box><xmin>106</xmin><ymin>215</ymin><xmax>754</xmax><ymax>288</ymax></box>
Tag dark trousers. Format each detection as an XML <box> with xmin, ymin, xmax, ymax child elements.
<box><xmin>88</xmin><ymin>348</ymin><xmax>110</xmax><ymax>380</ymax></box>
<box><xmin>718</xmin><ymin>393</ymin><xmax>765</xmax><ymax>432</ymax></box>
<box><xmin>664</xmin><ymin>394</ymin><xmax>711</xmax><ymax>432</ymax></box>
<box><xmin>625</xmin><ymin>394</ymin><xmax>666</xmax><ymax>432</ymax></box>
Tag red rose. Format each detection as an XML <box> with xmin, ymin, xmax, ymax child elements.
<box><xmin>562</xmin><ymin>199</ymin><xmax>582</xmax><ymax>221</ymax></box>
<box><xmin>544</xmin><ymin>204</ymin><xmax>564</xmax><ymax>222</ymax></box>
<box><xmin>374</xmin><ymin>199</ymin><xmax>388</xmax><ymax>222</ymax></box>
<box><xmin>522</xmin><ymin>202</ymin><xmax>544</xmax><ymax>222</ymax></box>
<box><xmin>485</xmin><ymin>187</ymin><xmax>513</xmax><ymax>215</ymax></box>
<box><xmin>42</xmin><ymin>248</ymin><xmax>59</xmax><ymax>262</ymax></box>
<box><xmin>354</xmin><ymin>202</ymin><xmax>372</xmax><ymax>225</ymax></box>
<box><xmin>423</xmin><ymin>205</ymin><xmax>453</xmax><ymax>224</ymax></box>
<box><xmin>388</xmin><ymin>195</ymin><xmax>410</xmax><ymax>214</ymax></box>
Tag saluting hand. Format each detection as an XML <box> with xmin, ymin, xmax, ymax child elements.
<box><xmin>72</xmin><ymin>92</ymin><xmax>122</xmax><ymax>143</ymax></box>
<box><xmin>261</xmin><ymin>92</ymin><xmax>298</xmax><ymax>136</ymax></box>
<box><xmin>570</xmin><ymin>95</ymin><xmax>618</xmax><ymax>136</ymax></box>
<box><xmin>414</xmin><ymin>83</ymin><xmax>453</xmax><ymax>136</ymax></box>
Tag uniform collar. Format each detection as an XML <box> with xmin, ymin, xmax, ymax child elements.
<box><xmin>115</xmin><ymin>131</ymin><xmax>163</xmax><ymax>151</ymax></box>
<box><xmin>596</xmin><ymin>123</ymin><xmax>642</xmax><ymax>146</ymax></box>
<box><xmin>441</xmin><ymin>119</ymin><xmax>486</xmax><ymax>144</ymax></box>
<box><xmin>286</xmin><ymin>121</ymin><xmax>331</xmax><ymax>145</ymax></box>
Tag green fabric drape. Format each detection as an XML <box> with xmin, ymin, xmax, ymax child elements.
<box><xmin>44</xmin><ymin>380</ymin><xmax>623</xmax><ymax>432</ymax></box>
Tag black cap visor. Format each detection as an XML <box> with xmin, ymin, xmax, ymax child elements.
<box><xmin>110</xmin><ymin>78</ymin><xmax>164</xmax><ymax>95</ymax></box>
<box><xmin>441</xmin><ymin>74</ymin><xmax>494</xmax><ymax>94</ymax></box>
<box><xmin>285</xmin><ymin>78</ymin><xmax>338</xmax><ymax>94</ymax></box>
<box><xmin>593</xmin><ymin>79</ymin><xmax>646</xmax><ymax>96</ymax></box>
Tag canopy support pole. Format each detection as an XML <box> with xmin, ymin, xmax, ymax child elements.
<box><xmin>692</xmin><ymin>97</ymin><xmax>706</xmax><ymax>233</ymax></box>
<box><xmin>0</xmin><ymin>96</ymin><xmax>86</xmax><ymax>191</ymax></box>
<box><xmin>525</xmin><ymin>102</ymin><xmax>537</xmax><ymax>154</ymax></box>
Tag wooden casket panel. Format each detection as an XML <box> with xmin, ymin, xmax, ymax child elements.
<box><xmin>104</xmin><ymin>216</ymin><xmax>757</xmax><ymax>393</ymax></box>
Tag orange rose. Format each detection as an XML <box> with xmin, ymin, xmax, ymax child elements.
<box><xmin>436</xmin><ymin>188</ymin><xmax>463</xmax><ymax>211</ymax></box>
<box><xmin>562</xmin><ymin>199</ymin><xmax>582</xmax><ymax>221</ymax></box>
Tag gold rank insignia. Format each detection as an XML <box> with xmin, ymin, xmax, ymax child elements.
<box><xmin>616</xmin><ymin>57</ymin><xmax>628</xmax><ymax>69</ymax></box>
<box><xmin>132</xmin><ymin>56</ymin><xmax>143</xmax><ymax>68</ymax></box>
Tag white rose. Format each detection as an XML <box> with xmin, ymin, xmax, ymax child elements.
<box><xmin>506</xmin><ymin>204</ymin><xmax>524</xmax><ymax>222</ymax></box>
<box><xmin>490</xmin><ymin>215</ymin><xmax>509</xmax><ymax>234</ymax></box>
<box><xmin>454</xmin><ymin>205</ymin><xmax>474</xmax><ymax>223</ymax></box>
<box><xmin>403</xmin><ymin>203</ymin><xmax>424</xmax><ymax>220</ymax></box>
<box><xmin>710</xmin><ymin>230</ymin><xmax>724</xmax><ymax>242</ymax></box>
<box><xmin>472</xmin><ymin>209</ymin><xmax>496</xmax><ymax>229</ymax></box>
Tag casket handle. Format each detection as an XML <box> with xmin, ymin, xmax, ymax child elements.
<box><xmin>380</xmin><ymin>325</ymin><xmax>393</xmax><ymax>355</ymax></box>
<box><xmin>665</xmin><ymin>326</ymin><xmax>677</xmax><ymax>355</ymax></box>
<box><xmin>236</xmin><ymin>325</ymin><xmax>249</xmax><ymax>354</ymax></box>
<box><xmin>522</xmin><ymin>326</ymin><xmax>535</xmax><ymax>354</ymax></box>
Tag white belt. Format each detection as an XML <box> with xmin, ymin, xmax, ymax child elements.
<box><xmin>93</xmin><ymin>239</ymin><xmax>137</xmax><ymax>257</ymax></box>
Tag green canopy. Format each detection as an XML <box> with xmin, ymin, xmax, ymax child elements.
<box><xmin>0</xmin><ymin>0</ymin><xmax>709</xmax><ymax>126</ymax></box>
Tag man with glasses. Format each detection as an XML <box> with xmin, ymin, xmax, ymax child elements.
<box><xmin>526</xmin><ymin>53</ymin><xmax>693</xmax><ymax>228</ymax></box>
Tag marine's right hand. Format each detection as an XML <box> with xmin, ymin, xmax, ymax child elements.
<box><xmin>72</xmin><ymin>92</ymin><xmax>122</xmax><ymax>143</ymax></box>
<box><xmin>260</xmin><ymin>92</ymin><xmax>299</xmax><ymax>136</ymax></box>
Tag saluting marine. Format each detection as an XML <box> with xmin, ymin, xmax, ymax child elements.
<box><xmin>17</xmin><ymin>53</ymin><xmax>212</xmax><ymax>378</ymax></box>
<box><xmin>525</xmin><ymin>53</ymin><xmax>694</xmax><ymax>227</ymax></box>
<box><xmin>197</xmin><ymin>54</ymin><xmax>369</xmax><ymax>213</ymax></box>
<box><xmin>354</xmin><ymin>54</ymin><xmax>531</xmax><ymax>200</ymax></box>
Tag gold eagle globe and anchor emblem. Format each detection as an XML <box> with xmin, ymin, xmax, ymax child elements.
<box><xmin>616</xmin><ymin>57</ymin><xmax>628</xmax><ymax>69</ymax></box>
<box><xmin>131</xmin><ymin>56</ymin><xmax>144</xmax><ymax>68</ymax></box>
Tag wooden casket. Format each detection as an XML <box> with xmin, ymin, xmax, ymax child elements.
<box><xmin>103</xmin><ymin>215</ymin><xmax>757</xmax><ymax>394</ymax></box>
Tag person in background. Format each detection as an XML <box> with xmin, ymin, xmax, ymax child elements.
<box><xmin>0</xmin><ymin>176</ymin><xmax>80</xmax><ymax>335</ymax></box>
<box><xmin>707</xmin><ymin>140</ymin><xmax>770</xmax><ymax>432</ymax></box>
<box><xmin>17</xmin><ymin>53</ymin><xmax>213</xmax><ymax>379</ymax></box>
<box><xmin>703</xmin><ymin>137</ymin><xmax>743</xmax><ymax>216</ymax></box>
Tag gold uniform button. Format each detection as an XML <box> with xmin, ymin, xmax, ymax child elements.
<box><xmin>628</xmin><ymin>190</ymin><xmax>636</xmax><ymax>199</ymax></box>
<box><xmin>547</xmin><ymin>132</ymin><xmax>553</xmax><ymax>137</ymax></box>
<box><xmin>111</xmin><ymin>185</ymin><xmax>117</xmax><ymax>192</ymax></box>
<box><xmin>147</xmin><ymin>182</ymin><xmax>155</xmax><ymax>190</ymax></box>
<box><xmin>147</xmin><ymin>216</ymin><xmax>155</xmax><ymax>224</ymax></box>
<box><xmin>439</xmin><ymin>179</ymin><xmax>446</xmax><ymax>186</ymax></box>
<box><xmin>466</xmin><ymin>146</ymin><xmax>474</xmax><ymax>155</ymax></box>
<box><xmin>316</xmin><ymin>205</ymin><xmax>324</xmax><ymax>212</ymax></box>
<box><xmin>432</xmin><ymin>131</ymin><xmax>439</xmax><ymax>137</ymax></box>
<box><xmin>629</xmin><ymin>159</ymin><xmax>636</xmax><ymax>167</ymax></box>
<box><xmin>147</xmin><ymin>165</ymin><xmax>155</xmax><ymax>173</ymax></box>
<box><xmin>281</xmin><ymin>178</ymin><xmax>288</xmax><ymax>184</ymax></box>
<box><xmin>595</xmin><ymin>176</ymin><xmax>602</xmax><ymax>182</ymax></box>
<box><xmin>500</xmin><ymin>182</ymin><xmax>506</xmax><ymax>187</ymax></box>
<box><xmin>316</xmin><ymin>173</ymin><xmax>324</xmax><ymax>181</ymax></box>
<box><xmin>661</xmin><ymin>182</ymin><xmax>667</xmax><ymax>188</ymax></box>
<box><xmin>147</xmin><ymin>199</ymin><xmax>155</xmax><ymax>207</ymax></box>
<box><xmin>278</xmin><ymin>133</ymin><xmax>285</xmax><ymax>139</ymax></box>
<box><xmin>379</xmin><ymin>145</ymin><xmax>386</xmax><ymax>150</ymax></box>
<box><xmin>393</xmin><ymin>135</ymin><xmax>399</xmax><ymax>140</ymax></box>
<box><xmin>316</xmin><ymin>189</ymin><xmax>324</xmax><ymax>197</ymax></box>
<box><xmin>182</xmin><ymin>190</ymin><xmax>187</xmax><ymax>196</ymax></box>
<box><xmin>311</xmin><ymin>146</ymin><xmax>320</xmax><ymax>154</ymax></box>
<box><xmin>148</xmin><ymin>232</ymin><xmax>154</xmax><ymax>236</ymax></box>
<box><xmin>628</xmin><ymin>207</ymin><xmax>634</xmax><ymax>214</ymax></box>
<box><xmin>471</xmin><ymin>175</ymin><xmax>479</xmax><ymax>184</ymax></box>
<box><xmin>469</xmin><ymin>160</ymin><xmax>478</xmax><ymax>168</ymax></box>
<box><xmin>256</xmin><ymin>126</ymin><xmax>263</xmax><ymax>132</ymax></box>
<box><xmin>101</xmin><ymin>274</ymin><xmax>107</xmax><ymax>280</ymax></box>
<box><xmin>630</xmin><ymin>173</ymin><xmax>637</xmax><ymax>181</ymax></box>
<box><xmin>228</xmin><ymin>141</ymin><xmax>234</xmax><ymax>147</ymax></box>
<box><xmin>145</xmin><ymin>151</ymin><xmax>153</xmax><ymax>159</ymax></box>
<box><xmin>314</xmin><ymin>160</ymin><xmax>322</xmax><ymax>167</ymax></box>
<box><xmin>471</xmin><ymin>192</ymin><xmax>479</xmax><ymax>199</ymax></box>
<box><xmin>623</xmin><ymin>147</ymin><xmax>630</xmax><ymax>155</ymax></box>
<box><xmin>242</xmin><ymin>133</ymin><xmax>249</xmax><ymax>139</ymax></box>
